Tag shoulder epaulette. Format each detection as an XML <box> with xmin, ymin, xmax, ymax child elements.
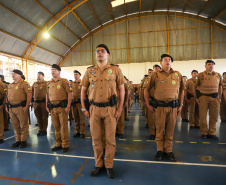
<box><xmin>110</xmin><ymin>64</ymin><xmax>119</xmax><ymax>67</ymax></box>
<box><xmin>87</xmin><ymin>65</ymin><xmax>95</xmax><ymax>69</ymax></box>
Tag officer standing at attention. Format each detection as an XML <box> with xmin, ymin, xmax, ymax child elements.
<box><xmin>185</xmin><ymin>70</ymin><xmax>199</xmax><ymax>129</ymax></box>
<box><xmin>144</xmin><ymin>54</ymin><xmax>184</xmax><ymax>162</ymax></box>
<box><xmin>116</xmin><ymin>76</ymin><xmax>129</xmax><ymax>138</ymax></box>
<box><xmin>6</xmin><ymin>70</ymin><xmax>32</xmax><ymax>148</ymax></box>
<box><xmin>32</xmin><ymin>72</ymin><xmax>48</xmax><ymax>136</ymax></box>
<box><xmin>0</xmin><ymin>79</ymin><xmax>7</xmax><ymax>143</ymax></box>
<box><xmin>0</xmin><ymin>75</ymin><xmax>9</xmax><ymax>131</ymax></box>
<box><xmin>144</xmin><ymin>64</ymin><xmax>161</xmax><ymax>140</ymax></box>
<box><xmin>193</xmin><ymin>60</ymin><xmax>222</xmax><ymax>140</ymax></box>
<box><xmin>81</xmin><ymin>44</ymin><xmax>125</xmax><ymax>178</ymax></box>
<box><xmin>220</xmin><ymin>72</ymin><xmax>226</xmax><ymax>122</ymax></box>
<box><xmin>46</xmin><ymin>64</ymin><xmax>72</xmax><ymax>153</ymax></box>
<box><xmin>181</xmin><ymin>76</ymin><xmax>189</xmax><ymax>122</ymax></box>
<box><xmin>71</xmin><ymin>70</ymin><xmax>86</xmax><ymax>138</ymax></box>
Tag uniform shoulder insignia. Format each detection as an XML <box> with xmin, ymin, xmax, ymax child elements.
<box><xmin>110</xmin><ymin>64</ymin><xmax>119</xmax><ymax>67</ymax></box>
<box><xmin>87</xmin><ymin>65</ymin><xmax>95</xmax><ymax>69</ymax></box>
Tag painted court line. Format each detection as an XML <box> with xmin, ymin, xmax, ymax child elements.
<box><xmin>0</xmin><ymin>176</ymin><xmax>63</xmax><ymax>185</ymax></box>
<box><xmin>0</xmin><ymin>149</ymin><xmax>226</xmax><ymax>168</ymax></box>
<box><xmin>4</xmin><ymin>127</ymin><xmax>37</xmax><ymax>141</ymax></box>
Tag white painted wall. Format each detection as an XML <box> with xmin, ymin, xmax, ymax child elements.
<box><xmin>60</xmin><ymin>58</ymin><xmax>226</xmax><ymax>84</ymax></box>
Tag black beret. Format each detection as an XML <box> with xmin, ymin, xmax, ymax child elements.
<box><xmin>223</xmin><ymin>72</ymin><xmax>226</xmax><ymax>76</ymax></box>
<box><xmin>38</xmin><ymin>71</ymin><xmax>44</xmax><ymax>76</ymax></box>
<box><xmin>21</xmin><ymin>75</ymin><xmax>26</xmax><ymax>80</ymax></box>
<box><xmin>153</xmin><ymin>64</ymin><xmax>161</xmax><ymax>69</ymax></box>
<box><xmin>96</xmin><ymin>44</ymin><xmax>110</xmax><ymax>54</ymax></box>
<box><xmin>191</xmin><ymin>70</ymin><xmax>198</xmax><ymax>74</ymax></box>
<box><xmin>13</xmin><ymin>69</ymin><xmax>23</xmax><ymax>76</ymax></box>
<box><xmin>74</xmin><ymin>70</ymin><xmax>81</xmax><ymax>75</ymax></box>
<box><xmin>144</xmin><ymin>75</ymin><xmax>148</xmax><ymax>77</ymax></box>
<box><xmin>205</xmin><ymin>60</ymin><xmax>215</xmax><ymax>65</ymax></box>
<box><xmin>160</xmin><ymin>54</ymin><xmax>173</xmax><ymax>62</ymax></box>
<box><xmin>52</xmin><ymin>64</ymin><xmax>61</xmax><ymax>71</ymax></box>
<box><xmin>0</xmin><ymin>75</ymin><xmax>4</xmax><ymax>80</ymax></box>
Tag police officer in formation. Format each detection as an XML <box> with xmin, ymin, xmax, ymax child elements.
<box><xmin>81</xmin><ymin>44</ymin><xmax>126</xmax><ymax>178</ymax></box>
<box><xmin>71</xmin><ymin>70</ymin><xmax>86</xmax><ymax>138</ymax></box>
<box><xmin>193</xmin><ymin>60</ymin><xmax>223</xmax><ymax>140</ymax></box>
<box><xmin>0</xmin><ymin>75</ymin><xmax>9</xmax><ymax>132</ymax></box>
<box><xmin>32</xmin><ymin>72</ymin><xmax>48</xmax><ymax>136</ymax></box>
<box><xmin>1</xmin><ymin>45</ymin><xmax>226</xmax><ymax>179</ymax></box>
<box><xmin>0</xmin><ymin>78</ymin><xmax>7</xmax><ymax>144</ymax></box>
<box><xmin>6</xmin><ymin>69</ymin><xmax>32</xmax><ymax>148</ymax></box>
<box><xmin>46</xmin><ymin>64</ymin><xmax>72</xmax><ymax>153</ymax></box>
<box><xmin>144</xmin><ymin>54</ymin><xmax>184</xmax><ymax>162</ymax></box>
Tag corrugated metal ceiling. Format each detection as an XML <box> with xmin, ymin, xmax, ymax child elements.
<box><xmin>0</xmin><ymin>0</ymin><xmax>225</xmax><ymax>66</ymax></box>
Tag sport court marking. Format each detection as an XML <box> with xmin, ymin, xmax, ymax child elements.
<box><xmin>0</xmin><ymin>148</ymin><xmax>226</xmax><ymax>168</ymax></box>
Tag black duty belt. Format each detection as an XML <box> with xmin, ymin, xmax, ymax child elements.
<box><xmin>157</xmin><ymin>99</ymin><xmax>180</xmax><ymax>108</ymax></box>
<box><xmin>71</xmin><ymin>99</ymin><xmax>81</xmax><ymax>106</ymax></box>
<box><xmin>91</xmin><ymin>101</ymin><xmax>111</xmax><ymax>108</ymax></box>
<box><xmin>200</xmin><ymin>92</ymin><xmax>218</xmax><ymax>98</ymax></box>
<box><xmin>8</xmin><ymin>100</ymin><xmax>27</xmax><ymax>108</ymax></box>
<box><xmin>34</xmin><ymin>99</ymin><xmax>45</xmax><ymax>103</ymax></box>
<box><xmin>0</xmin><ymin>98</ymin><xmax>3</xmax><ymax>106</ymax></box>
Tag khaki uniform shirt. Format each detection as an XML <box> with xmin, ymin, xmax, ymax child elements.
<box><xmin>7</xmin><ymin>79</ymin><xmax>32</xmax><ymax>105</ymax></box>
<box><xmin>146</xmin><ymin>68</ymin><xmax>184</xmax><ymax>102</ymax></box>
<box><xmin>71</xmin><ymin>79</ymin><xmax>82</xmax><ymax>99</ymax></box>
<box><xmin>81</xmin><ymin>63</ymin><xmax>126</xmax><ymax>103</ymax></box>
<box><xmin>32</xmin><ymin>80</ymin><xmax>48</xmax><ymax>101</ymax></box>
<box><xmin>0</xmin><ymin>81</ymin><xmax>7</xmax><ymax>100</ymax></box>
<box><xmin>223</xmin><ymin>79</ymin><xmax>226</xmax><ymax>90</ymax></box>
<box><xmin>194</xmin><ymin>70</ymin><xmax>223</xmax><ymax>94</ymax></box>
<box><xmin>194</xmin><ymin>70</ymin><xmax>223</xmax><ymax>87</ymax></box>
<box><xmin>186</xmin><ymin>78</ymin><xmax>196</xmax><ymax>95</ymax></box>
<box><xmin>47</xmin><ymin>77</ymin><xmax>72</xmax><ymax>104</ymax></box>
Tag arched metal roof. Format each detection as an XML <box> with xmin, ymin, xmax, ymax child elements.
<box><xmin>0</xmin><ymin>0</ymin><xmax>225</xmax><ymax>65</ymax></box>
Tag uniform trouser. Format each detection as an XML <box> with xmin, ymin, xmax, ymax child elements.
<box><xmin>144</xmin><ymin>104</ymin><xmax>148</xmax><ymax>125</ymax></box>
<box><xmin>34</xmin><ymin>102</ymin><xmax>48</xmax><ymax>131</ymax></box>
<box><xmin>3</xmin><ymin>106</ymin><xmax>9</xmax><ymax>130</ymax></box>
<box><xmin>220</xmin><ymin>96</ymin><xmax>226</xmax><ymax>120</ymax></box>
<box><xmin>0</xmin><ymin>108</ymin><xmax>4</xmax><ymax>139</ymax></box>
<box><xmin>147</xmin><ymin>111</ymin><xmax>155</xmax><ymax>135</ymax></box>
<box><xmin>130</xmin><ymin>98</ymin><xmax>133</xmax><ymax>107</ymax></box>
<box><xmin>125</xmin><ymin>102</ymin><xmax>129</xmax><ymax>119</ymax></box>
<box><xmin>189</xmin><ymin>97</ymin><xmax>199</xmax><ymax>126</ymax></box>
<box><xmin>199</xmin><ymin>96</ymin><xmax>220</xmax><ymax>135</ymax></box>
<box><xmin>155</xmin><ymin>107</ymin><xmax>177</xmax><ymax>153</ymax></box>
<box><xmin>117</xmin><ymin>106</ymin><xmax>125</xmax><ymax>134</ymax></box>
<box><xmin>135</xmin><ymin>97</ymin><xmax>139</xmax><ymax>103</ymax></box>
<box><xmin>181</xmin><ymin>99</ymin><xmax>189</xmax><ymax>119</ymax></box>
<box><xmin>50</xmin><ymin>107</ymin><xmax>69</xmax><ymax>148</ymax></box>
<box><xmin>9</xmin><ymin>107</ymin><xmax>29</xmax><ymax>142</ymax></box>
<box><xmin>72</xmin><ymin>103</ymin><xmax>86</xmax><ymax>134</ymax></box>
<box><xmin>90</xmin><ymin>105</ymin><xmax>117</xmax><ymax>168</ymax></box>
<box><xmin>140</xmin><ymin>99</ymin><xmax>144</xmax><ymax>112</ymax></box>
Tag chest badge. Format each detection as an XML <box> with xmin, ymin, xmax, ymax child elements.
<box><xmin>57</xmin><ymin>85</ymin><xmax>61</xmax><ymax>89</ymax></box>
<box><xmin>78</xmin><ymin>86</ymin><xmax>81</xmax><ymax>89</ymax></box>
<box><xmin>175</xmin><ymin>73</ymin><xmax>178</xmax><ymax>77</ymax></box>
<box><xmin>40</xmin><ymin>86</ymin><xmax>42</xmax><ymax>89</ymax></box>
<box><xmin>92</xmin><ymin>83</ymin><xmax>94</xmax><ymax>88</ymax></box>
<box><xmin>15</xmin><ymin>86</ymin><xmax>18</xmax><ymax>90</ymax></box>
<box><xmin>108</xmin><ymin>69</ymin><xmax>112</xmax><ymax>74</ymax></box>
<box><xmin>172</xmin><ymin>80</ymin><xmax>176</xmax><ymax>85</ymax></box>
<box><xmin>217</xmin><ymin>79</ymin><xmax>219</xmax><ymax>82</ymax></box>
<box><xmin>90</xmin><ymin>72</ymin><xmax>96</xmax><ymax>75</ymax></box>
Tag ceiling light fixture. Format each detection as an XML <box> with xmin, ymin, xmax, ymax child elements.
<box><xmin>43</xmin><ymin>32</ymin><xmax>50</xmax><ymax>38</ymax></box>
<box><xmin>111</xmin><ymin>0</ymin><xmax>137</xmax><ymax>8</ymax></box>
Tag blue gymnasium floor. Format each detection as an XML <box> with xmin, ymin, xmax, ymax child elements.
<box><xmin>0</xmin><ymin>103</ymin><xmax>226</xmax><ymax>185</ymax></box>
